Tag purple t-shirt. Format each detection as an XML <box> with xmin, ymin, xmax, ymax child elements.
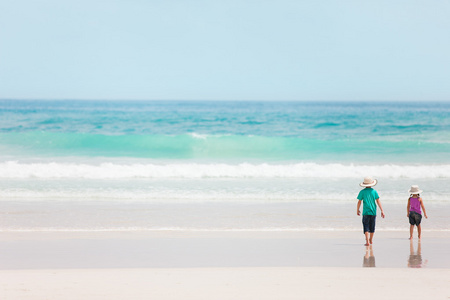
<box><xmin>409</xmin><ymin>197</ymin><xmax>421</xmax><ymax>214</ymax></box>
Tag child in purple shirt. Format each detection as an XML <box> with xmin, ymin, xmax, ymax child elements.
<box><xmin>407</xmin><ymin>185</ymin><xmax>428</xmax><ymax>239</ymax></box>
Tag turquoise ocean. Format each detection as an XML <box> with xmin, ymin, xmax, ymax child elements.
<box><xmin>0</xmin><ymin>100</ymin><xmax>449</xmax><ymax>232</ymax></box>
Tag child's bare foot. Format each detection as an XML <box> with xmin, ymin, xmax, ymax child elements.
<box><xmin>364</xmin><ymin>242</ymin><xmax>369</xmax><ymax>246</ymax></box>
<box><xmin>409</xmin><ymin>236</ymin><xmax>413</xmax><ymax>240</ymax></box>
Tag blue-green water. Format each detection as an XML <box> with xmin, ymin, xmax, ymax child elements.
<box><xmin>1</xmin><ymin>100</ymin><xmax>449</xmax><ymax>162</ymax></box>
<box><xmin>0</xmin><ymin>100</ymin><xmax>449</xmax><ymax>232</ymax></box>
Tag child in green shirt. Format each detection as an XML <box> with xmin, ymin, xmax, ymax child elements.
<box><xmin>357</xmin><ymin>177</ymin><xmax>385</xmax><ymax>246</ymax></box>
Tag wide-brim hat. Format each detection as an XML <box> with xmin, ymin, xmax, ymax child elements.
<box><xmin>359</xmin><ymin>177</ymin><xmax>377</xmax><ymax>187</ymax></box>
<box><xmin>409</xmin><ymin>185</ymin><xmax>423</xmax><ymax>194</ymax></box>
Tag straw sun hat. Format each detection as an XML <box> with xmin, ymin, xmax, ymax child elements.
<box><xmin>409</xmin><ymin>185</ymin><xmax>423</xmax><ymax>194</ymax></box>
<box><xmin>359</xmin><ymin>177</ymin><xmax>377</xmax><ymax>187</ymax></box>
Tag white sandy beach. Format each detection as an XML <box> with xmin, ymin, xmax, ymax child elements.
<box><xmin>2</xmin><ymin>267</ymin><xmax>450</xmax><ymax>300</ymax></box>
<box><xmin>1</xmin><ymin>230</ymin><xmax>449</xmax><ymax>299</ymax></box>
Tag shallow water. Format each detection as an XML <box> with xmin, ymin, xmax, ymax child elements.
<box><xmin>0</xmin><ymin>100</ymin><xmax>449</xmax><ymax>232</ymax></box>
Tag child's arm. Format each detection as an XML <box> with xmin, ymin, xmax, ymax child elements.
<box><xmin>376</xmin><ymin>198</ymin><xmax>385</xmax><ymax>218</ymax></box>
<box><xmin>407</xmin><ymin>198</ymin><xmax>411</xmax><ymax>217</ymax></box>
<box><xmin>357</xmin><ymin>200</ymin><xmax>362</xmax><ymax>216</ymax></box>
<box><xmin>419</xmin><ymin>197</ymin><xmax>428</xmax><ymax>218</ymax></box>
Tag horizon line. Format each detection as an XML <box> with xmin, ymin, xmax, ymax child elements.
<box><xmin>1</xmin><ymin>98</ymin><xmax>449</xmax><ymax>103</ymax></box>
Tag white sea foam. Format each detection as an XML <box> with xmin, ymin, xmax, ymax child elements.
<box><xmin>1</xmin><ymin>161</ymin><xmax>450</xmax><ymax>179</ymax></box>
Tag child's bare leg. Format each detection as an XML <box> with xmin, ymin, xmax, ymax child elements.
<box><xmin>369</xmin><ymin>232</ymin><xmax>374</xmax><ymax>244</ymax></box>
<box><xmin>364</xmin><ymin>232</ymin><xmax>370</xmax><ymax>246</ymax></box>
<box><xmin>417</xmin><ymin>225</ymin><xmax>422</xmax><ymax>239</ymax></box>
<box><xmin>409</xmin><ymin>225</ymin><xmax>414</xmax><ymax>240</ymax></box>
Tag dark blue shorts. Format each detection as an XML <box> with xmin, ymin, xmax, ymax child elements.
<box><xmin>409</xmin><ymin>211</ymin><xmax>422</xmax><ymax>226</ymax></box>
<box><xmin>362</xmin><ymin>215</ymin><xmax>376</xmax><ymax>233</ymax></box>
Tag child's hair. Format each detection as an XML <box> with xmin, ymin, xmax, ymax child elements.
<box><xmin>410</xmin><ymin>194</ymin><xmax>420</xmax><ymax>198</ymax></box>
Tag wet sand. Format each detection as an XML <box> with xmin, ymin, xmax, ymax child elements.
<box><xmin>1</xmin><ymin>230</ymin><xmax>449</xmax><ymax>299</ymax></box>
<box><xmin>1</xmin><ymin>230</ymin><xmax>449</xmax><ymax>269</ymax></box>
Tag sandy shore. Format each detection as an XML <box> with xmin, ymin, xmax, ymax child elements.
<box><xmin>2</xmin><ymin>267</ymin><xmax>450</xmax><ymax>300</ymax></box>
<box><xmin>1</xmin><ymin>231</ymin><xmax>449</xmax><ymax>299</ymax></box>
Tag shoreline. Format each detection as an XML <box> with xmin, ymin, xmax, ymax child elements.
<box><xmin>1</xmin><ymin>230</ymin><xmax>449</xmax><ymax>269</ymax></box>
<box><xmin>3</xmin><ymin>229</ymin><xmax>449</xmax><ymax>299</ymax></box>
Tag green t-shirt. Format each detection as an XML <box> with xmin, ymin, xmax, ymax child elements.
<box><xmin>357</xmin><ymin>188</ymin><xmax>379</xmax><ymax>216</ymax></box>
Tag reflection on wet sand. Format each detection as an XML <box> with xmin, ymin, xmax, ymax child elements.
<box><xmin>363</xmin><ymin>245</ymin><xmax>375</xmax><ymax>267</ymax></box>
<box><xmin>408</xmin><ymin>240</ymin><xmax>428</xmax><ymax>268</ymax></box>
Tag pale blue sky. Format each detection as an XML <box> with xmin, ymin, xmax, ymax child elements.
<box><xmin>1</xmin><ymin>0</ymin><xmax>450</xmax><ymax>101</ymax></box>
